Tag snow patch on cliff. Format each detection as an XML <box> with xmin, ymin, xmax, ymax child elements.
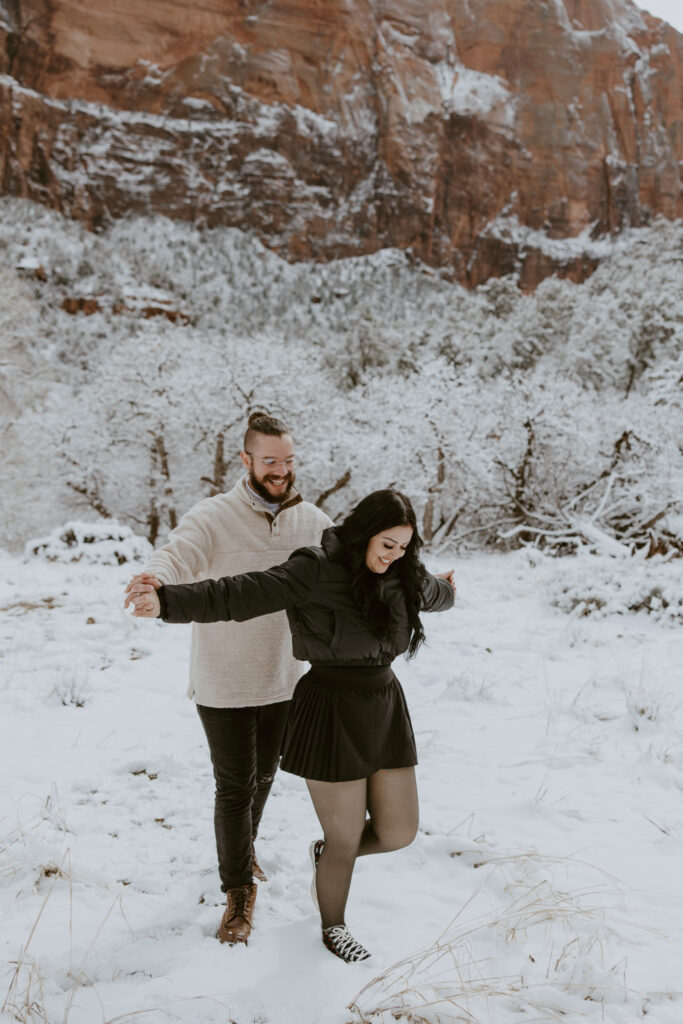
<box><xmin>0</xmin><ymin>73</ymin><xmax>338</xmax><ymax>145</ymax></box>
<box><xmin>481</xmin><ymin>214</ymin><xmax>622</xmax><ymax>259</ymax></box>
<box><xmin>293</xmin><ymin>104</ymin><xmax>340</xmax><ymax>140</ymax></box>
<box><xmin>242</xmin><ymin>149</ymin><xmax>295</xmax><ymax>176</ymax></box>
<box><xmin>435</xmin><ymin>62</ymin><xmax>515</xmax><ymax>126</ymax></box>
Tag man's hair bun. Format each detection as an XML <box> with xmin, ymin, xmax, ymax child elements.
<box><xmin>244</xmin><ymin>411</ymin><xmax>290</xmax><ymax>449</ymax></box>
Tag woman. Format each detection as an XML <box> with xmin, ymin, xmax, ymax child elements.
<box><xmin>129</xmin><ymin>490</ymin><xmax>455</xmax><ymax>962</ymax></box>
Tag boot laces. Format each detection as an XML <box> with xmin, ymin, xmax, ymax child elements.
<box><xmin>227</xmin><ymin>885</ymin><xmax>252</xmax><ymax>919</ymax></box>
<box><xmin>323</xmin><ymin>924</ymin><xmax>370</xmax><ymax>962</ymax></box>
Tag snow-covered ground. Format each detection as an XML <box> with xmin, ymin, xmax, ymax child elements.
<box><xmin>2</xmin><ymin>542</ymin><xmax>682</xmax><ymax>1024</ymax></box>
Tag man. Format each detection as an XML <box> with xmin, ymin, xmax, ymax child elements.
<box><xmin>125</xmin><ymin>412</ymin><xmax>332</xmax><ymax>945</ymax></box>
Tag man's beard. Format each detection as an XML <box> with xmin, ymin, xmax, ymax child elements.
<box><xmin>248</xmin><ymin>469</ymin><xmax>296</xmax><ymax>503</ymax></box>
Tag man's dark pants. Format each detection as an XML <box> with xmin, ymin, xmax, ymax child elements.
<box><xmin>197</xmin><ymin>700</ymin><xmax>291</xmax><ymax>891</ymax></box>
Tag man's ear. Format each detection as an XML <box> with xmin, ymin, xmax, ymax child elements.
<box><xmin>239</xmin><ymin>450</ymin><xmax>250</xmax><ymax>471</ymax></box>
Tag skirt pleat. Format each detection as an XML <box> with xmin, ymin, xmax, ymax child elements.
<box><xmin>280</xmin><ymin>664</ymin><xmax>418</xmax><ymax>782</ymax></box>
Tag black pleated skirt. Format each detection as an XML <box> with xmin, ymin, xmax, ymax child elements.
<box><xmin>280</xmin><ymin>663</ymin><xmax>418</xmax><ymax>782</ymax></box>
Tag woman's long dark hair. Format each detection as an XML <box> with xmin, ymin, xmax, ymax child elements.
<box><xmin>338</xmin><ymin>490</ymin><xmax>426</xmax><ymax>658</ymax></box>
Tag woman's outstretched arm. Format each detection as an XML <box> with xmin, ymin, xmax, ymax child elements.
<box><xmin>420</xmin><ymin>567</ymin><xmax>456</xmax><ymax>612</ymax></box>
<box><xmin>127</xmin><ymin>548</ymin><xmax>321</xmax><ymax>623</ymax></box>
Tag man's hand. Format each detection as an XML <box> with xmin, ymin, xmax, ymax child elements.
<box><xmin>124</xmin><ymin>573</ymin><xmax>162</xmax><ymax>617</ymax></box>
<box><xmin>435</xmin><ymin>569</ymin><xmax>456</xmax><ymax>593</ymax></box>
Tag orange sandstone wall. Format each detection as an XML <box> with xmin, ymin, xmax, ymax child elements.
<box><xmin>0</xmin><ymin>0</ymin><xmax>681</xmax><ymax>287</ymax></box>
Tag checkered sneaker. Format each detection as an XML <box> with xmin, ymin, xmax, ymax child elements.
<box><xmin>322</xmin><ymin>924</ymin><xmax>371</xmax><ymax>963</ymax></box>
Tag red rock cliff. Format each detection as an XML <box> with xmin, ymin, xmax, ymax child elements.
<box><xmin>0</xmin><ymin>0</ymin><xmax>681</xmax><ymax>287</ymax></box>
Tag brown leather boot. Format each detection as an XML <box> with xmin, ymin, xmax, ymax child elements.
<box><xmin>252</xmin><ymin>842</ymin><xmax>267</xmax><ymax>883</ymax></box>
<box><xmin>217</xmin><ymin>883</ymin><xmax>257</xmax><ymax>945</ymax></box>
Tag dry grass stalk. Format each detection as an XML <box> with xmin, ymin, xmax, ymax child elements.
<box><xmin>102</xmin><ymin>993</ymin><xmax>236</xmax><ymax>1023</ymax></box>
<box><xmin>348</xmin><ymin>873</ymin><xmax>650</xmax><ymax>1024</ymax></box>
<box><xmin>1</xmin><ymin>848</ymin><xmax>70</xmax><ymax>1021</ymax></box>
<box><xmin>62</xmin><ymin>893</ymin><xmax>121</xmax><ymax>1024</ymax></box>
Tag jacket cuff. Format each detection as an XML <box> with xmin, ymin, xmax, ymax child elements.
<box><xmin>157</xmin><ymin>585</ymin><xmax>170</xmax><ymax>620</ymax></box>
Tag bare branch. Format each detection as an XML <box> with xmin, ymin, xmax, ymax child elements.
<box><xmin>315</xmin><ymin>470</ymin><xmax>351</xmax><ymax>509</ymax></box>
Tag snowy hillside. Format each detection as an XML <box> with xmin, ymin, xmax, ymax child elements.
<box><xmin>0</xmin><ymin>197</ymin><xmax>681</xmax><ymax>558</ymax></box>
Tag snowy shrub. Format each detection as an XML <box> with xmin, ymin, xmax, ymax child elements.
<box><xmin>545</xmin><ymin>551</ymin><xmax>683</xmax><ymax>624</ymax></box>
<box><xmin>50</xmin><ymin>666</ymin><xmax>91</xmax><ymax>707</ymax></box>
<box><xmin>623</xmin><ymin>678</ymin><xmax>682</xmax><ymax>730</ymax></box>
<box><xmin>26</xmin><ymin>520</ymin><xmax>152</xmax><ymax>565</ymax></box>
<box><xmin>492</xmin><ymin>415</ymin><xmax>682</xmax><ymax>558</ymax></box>
<box><xmin>333</xmin><ymin>367</ymin><xmax>682</xmax><ymax>556</ymax></box>
<box><xmin>444</xmin><ymin>670</ymin><xmax>495</xmax><ymax>702</ymax></box>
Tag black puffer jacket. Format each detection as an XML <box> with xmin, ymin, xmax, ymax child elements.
<box><xmin>158</xmin><ymin>527</ymin><xmax>454</xmax><ymax>666</ymax></box>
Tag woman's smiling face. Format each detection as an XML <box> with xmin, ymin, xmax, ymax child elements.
<box><xmin>364</xmin><ymin>524</ymin><xmax>413</xmax><ymax>574</ymax></box>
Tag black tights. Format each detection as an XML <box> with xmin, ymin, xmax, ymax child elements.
<box><xmin>306</xmin><ymin>766</ymin><xmax>419</xmax><ymax>929</ymax></box>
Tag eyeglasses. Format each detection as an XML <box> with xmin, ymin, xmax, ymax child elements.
<box><xmin>246</xmin><ymin>453</ymin><xmax>296</xmax><ymax>469</ymax></box>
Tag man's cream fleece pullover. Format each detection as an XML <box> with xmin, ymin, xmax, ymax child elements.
<box><xmin>144</xmin><ymin>477</ymin><xmax>333</xmax><ymax>708</ymax></box>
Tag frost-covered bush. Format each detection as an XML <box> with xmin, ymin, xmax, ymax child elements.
<box><xmin>329</xmin><ymin>367</ymin><xmax>682</xmax><ymax>555</ymax></box>
<box><xmin>26</xmin><ymin>520</ymin><xmax>152</xmax><ymax>565</ymax></box>
<box><xmin>545</xmin><ymin>550</ymin><xmax>683</xmax><ymax>624</ymax></box>
<box><xmin>50</xmin><ymin>665</ymin><xmax>91</xmax><ymax>707</ymax></box>
<box><xmin>487</xmin><ymin>403</ymin><xmax>682</xmax><ymax>557</ymax></box>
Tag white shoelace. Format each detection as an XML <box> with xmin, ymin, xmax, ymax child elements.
<box><xmin>323</xmin><ymin>924</ymin><xmax>370</xmax><ymax>962</ymax></box>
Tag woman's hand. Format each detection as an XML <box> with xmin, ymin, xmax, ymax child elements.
<box><xmin>124</xmin><ymin>573</ymin><xmax>162</xmax><ymax>617</ymax></box>
<box><xmin>129</xmin><ymin>590</ymin><xmax>161</xmax><ymax>618</ymax></box>
<box><xmin>435</xmin><ymin>569</ymin><xmax>456</xmax><ymax>593</ymax></box>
